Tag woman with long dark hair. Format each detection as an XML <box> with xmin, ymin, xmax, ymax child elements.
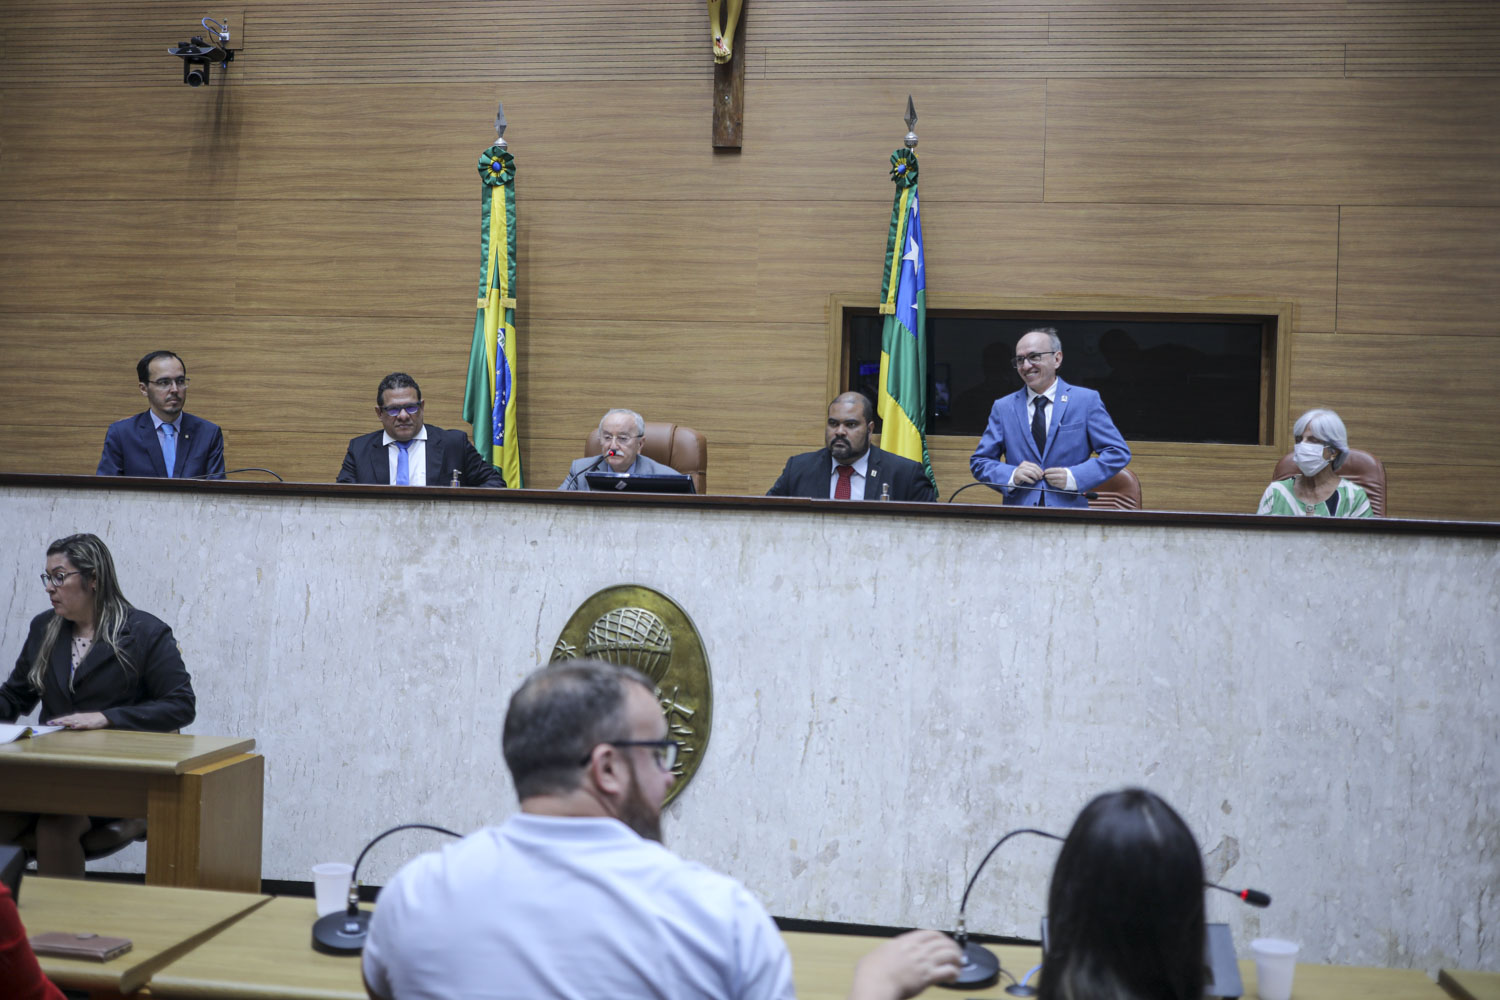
<box><xmin>0</xmin><ymin>533</ymin><xmax>195</xmax><ymax>875</ymax></box>
<box><xmin>1040</xmin><ymin>789</ymin><xmax>1206</xmax><ymax>1000</ymax></box>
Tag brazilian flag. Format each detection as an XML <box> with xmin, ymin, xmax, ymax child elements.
<box><xmin>876</xmin><ymin>148</ymin><xmax>935</xmax><ymax>491</ymax></box>
<box><xmin>463</xmin><ymin>144</ymin><xmax>523</xmax><ymax>487</ymax></box>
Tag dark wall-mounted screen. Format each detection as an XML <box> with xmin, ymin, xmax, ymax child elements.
<box><xmin>848</xmin><ymin>312</ymin><xmax>1271</xmax><ymax>445</ymax></box>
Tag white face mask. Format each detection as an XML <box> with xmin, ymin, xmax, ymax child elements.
<box><xmin>1294</xmin><ymin>441</ymin><xmax>1330</xmax><ymax>477</ymax></box>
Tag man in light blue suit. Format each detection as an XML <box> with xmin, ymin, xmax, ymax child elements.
<box><xmin>970</xmin><ymin>328</ymin><xmax>1130</xmax><ymax>508</ymax></box>
<box><xmin>97</xmin><ymin>351</ymin><xmax>225</xmax><ymax>479</ymax></box>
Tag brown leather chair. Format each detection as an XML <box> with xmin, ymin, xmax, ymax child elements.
<box><xmin>1270</xmin><ymin>448</ymin><xmax>1386</xmax><ymax>516</ymax></box>
<box><xmin>1087</xmin><ymin>468</ymin><xmax>1142</xmax><ymax>511</ymax></box>
<box><xmin>584</xmin><ymin>422</ymin><xmax>708</xmax><ymax>495</ymax></box>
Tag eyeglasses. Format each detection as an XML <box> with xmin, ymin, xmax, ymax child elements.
<box><xmin>1011</xmin><ymin>351</ymin><xmax>1058</xmax><ymax>369</ymax></box>
<box><xmin>599</xmin><ymin>433</ymin><xmax>641</xmax><ymax>446</ymax></box>
<box><xmin>579</xmin><ymin>739</ymin><xmax>680</xmax><ymax>771</ymax></box>
<box><xmin>40</xmin><ymin>570</ymin><xmax>84</xmax><ymax>589</ymax></box>
<box><xmin>382</xmin><ymin>403</ymin><xmax>424</xmax><ymax>417</ymax></box>
<box><xmin>148</xmin><ymin>376</ymin><xmax>190</xmax><ymax>389</ymax></box>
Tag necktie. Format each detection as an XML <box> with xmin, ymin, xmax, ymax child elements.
<box><xmin>161</xmin><ymin>422</ymin><xmax>178</xmax><ymax>478</ymax></box>
<box><xmin>834</xmin><ymin>464</ymin><xmax>853</xmax><ymax>500</ymax></box>
<box><xmin>396</xmin><ymin>441</ymin><xmax>412</xmax><ymax>485</ymax></box>
<box><xmin>1031</xmin><ymin>395</ymin><xmax>1049</xmax><ymax>456</ymax></box>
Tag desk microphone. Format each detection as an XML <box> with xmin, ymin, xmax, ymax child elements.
<box><xmin>184</xmin><ymin>467</ymin><xmax>285</xmax><ymax>482</ymax></box>
<box><xmin>947</xmin><ymin>481</ymin><xmax>1098</xmax><ymax>504</ymax></box>
<box><xmin>947</xmin><ymin>828</ymin><xmax>1064</xmax><ymax>990</ymax></box>
<box><xmin>311</xmin><ymin>822</ymin><xmax>462</xmax><ymax>955</ymax></box>
<box><xmin>561</xmin><ymin>452</ymin><xmax>612</xmax><ymax>490</ymax></box>
<box><xmin>945</xmin><ymin>827</ymin><xmax>1272</xmax><ymax>993</ymax></box>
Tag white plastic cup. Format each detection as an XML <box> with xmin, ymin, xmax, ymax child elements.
<box><xmin>312</xmin><ymin>862</ymin><xmax>354</xmax><ymax>918</ymax></box>
<box><xmin>1250</xmin><ymin>937</ymin><xmax>1300</xmax><ymax>1000</ymax></box>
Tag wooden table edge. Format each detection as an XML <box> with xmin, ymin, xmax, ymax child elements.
<box><xmin>0</xmin><ymin>736</ymin><xmax>256</xmax><ymax>774</ymax></box>
<box><xmin>120</xmin><ymin>893</ymin><xmax>275</xmax><ymax>993</ymax></box>
<box><xmin>1438</xmin><ymin>968</ymin><xmax>1500</xmax><ymax>1000</ymax></box>
<box><xmin>148</xmin><ymin>897</ymin><xmax>369</xmax><ymax>1000</ymax></box>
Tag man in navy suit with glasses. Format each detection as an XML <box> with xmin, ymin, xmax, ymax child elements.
<box><xmin>96</xmin><ymin>351</ymin><xmax>225</xmax><ymax>480</ymax></box>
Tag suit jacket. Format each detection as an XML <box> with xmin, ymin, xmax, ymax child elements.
<box><xmin>969</xmin><ymin>377</ymin><xmax>1131</xmax><ymax>508</ymax></box>
<box><xmin>766</xmin><ymin>445</ymin><xmax>937</xmax><ymax>502</ymax></box>
<box><xmin>559</xmin><ymin>453</ymin><xmax>684</xmax><ymax>491</ymax></box>
<box><xmin>336</xmin><ymin>426</ymin><xmax>505</xmax><ymax>487</ymax></box>
<box><xmin>96</xmin><ymin>411</ymin><xmax>225</xmax><ymax>479</ymax></box>
<box><xmin>0</xmin><ymin>609</ymin><xmax>196</xmax><ymax>731</ymax></box>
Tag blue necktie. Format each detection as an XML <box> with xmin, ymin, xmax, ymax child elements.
<box><xmin>161</xmin><ymin>422</ymin><xmax>178</xmax><ymax>478</ymax></box>
<box><xmin>396</xmin><ymin>441</ymin><xmax>412</xmax><ymax>485</ymax></box>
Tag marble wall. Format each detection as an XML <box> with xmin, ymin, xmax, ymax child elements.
<box><xmin>1</xmin><ymin>485</ymin><xmax>1495</xmax><ymax>972</ymax></box>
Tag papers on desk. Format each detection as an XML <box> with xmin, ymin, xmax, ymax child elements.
<box><xmin>0</xmin><ymin>723</ymin><xmax>65</xmax><ymax>744</ymax></box>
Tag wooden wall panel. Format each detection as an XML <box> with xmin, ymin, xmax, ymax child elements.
<box><xmin>1288</xmin><ymin>333</ymin><xmax>1500</xmax><ymax>467</ymax></box>
<box><xmin>1045</xmin><ymin>80</ymin><xmax>1500</xmax><ymax>206</ymax></box>
<box><xmin>234</xmin><ymin>200</ymin><xmax>472</xmax><ymax>317</ymax></box>
<box><xmin>1337</xmin><ymin>208</ymin><xmax>1500</xmax><ymax>336</ymax></box>
<box><xmin>0</xmin><ymin>86</ymin><xmax>243</xmax><ymax>202</ymax></box>
<box><xmin>0</xmin><ymin>204</ymin><xmax>236</xmax><ymax>314</ymax></box>
<box><xmin>1382</xmin><ymin>463</ymin><xmax>1500</xmax><ymax>523</ymax></box>
<box><xmin>1</xmin><ymin>0</ymin><xmax>1498</xmax><ymax>519</ymax></box>
<box><xmin>918</xmin><ymin>203</ymin><xmax>1341</xmax><ymax>332</ymax></box>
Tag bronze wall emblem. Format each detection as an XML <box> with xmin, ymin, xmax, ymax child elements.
<box><xmin>551</xmin><ymin>585</ymin><xmax>711</xmax><ymax>804</ymax></box>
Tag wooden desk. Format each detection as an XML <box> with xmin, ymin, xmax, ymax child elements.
<box><xmin>784</xmin><ymin>932</ymin><xmax>1042</xmax><ymax>999</ymax></box>
<box><xmin>0</xmin><ymin>730</ymin><xmax>264</xmax><ymax>891</ymax></box>
<box><xmin>16</xmin><ymin>876</ymin><xmax>269</xmax><ymax>996</ymax></box>
<box><xmin>1239</xmin><ymin>957</ymin><xmax>1448</xmax><ymax>1000</ymax></box>
<box><xmin>1440</xmin><ymin>969</ymin><xmax>1500</xmax><ymax>1000</ymax></box>
<box><xmin>784</xmin><ymin>933</ymin><xmax>1452</xmax><ymax>1000</ymax></box>
<box><xmin>150</xmin><ymin>897</ymin><xmax>367</xmax><ymax>1000</ymax></box>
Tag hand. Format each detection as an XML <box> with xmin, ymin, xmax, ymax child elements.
<box><xmin>45</xmin><ymin>712</ymin><xmax>109</xmax><ymax>730</ymax></box>
<box><xmin>1013</xmin><ymin>461</ymin><xmax>1043</xmax><ymax>486</ymax></box>
<box><xmin>847</xmin><ymin>930</ymin><xmax>963</xmax><ymax>1000</ymax></box>
<box><xmin>1043</xmin><ymin>467</ymin><xmax>1071</xmax><ymax>489</ymax></box>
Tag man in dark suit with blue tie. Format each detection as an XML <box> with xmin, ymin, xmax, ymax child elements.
<box><xmin>96</xmin><ymin>351</ymin><xmax>226</xmax><ymax>479</ymax></box>
<box><xmin>336</xmin><ymin>373</ymin><xmax>504</xmax><ymax>488</ymax></box>
<box><xmin>970</xmin><ymin>328</ymin><xmax>1130</xmax><ymax>508</ymax></box>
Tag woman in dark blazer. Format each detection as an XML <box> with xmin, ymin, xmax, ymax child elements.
<box><xmin>0</xmin><ymin>533</ymin><xmax>195</xmax><ymax>875</ymax></box>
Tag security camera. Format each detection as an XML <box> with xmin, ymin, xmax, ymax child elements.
<box><xmin>169</xmin><ymin>17</ymin><xmax>237</xmax><ymax>86</ymax></box>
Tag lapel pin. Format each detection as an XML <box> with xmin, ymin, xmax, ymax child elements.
<box><xmin>1060</xmin><ymin>394</ymin><xmax>1068</xmax><ymax>403</ymax></box>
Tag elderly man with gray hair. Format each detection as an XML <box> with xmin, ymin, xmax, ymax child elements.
<box><xmin>1257</xmin><ymin>408</ymin><xmax>1374</xmax><ymax>517</ymax></box>
<box><xmin>559</xmin><ymin>408</ymin><xmax>682</xmax><ymax>490</ymax></box>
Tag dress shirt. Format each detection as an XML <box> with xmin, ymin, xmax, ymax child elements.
<box><xmin>1009</xmin><ymin>382</ymin><xmax>1077</xmax><ymax>491</ymax></box>
<box><xmin>829</xmin><ymin>450</ymin><xmax>870</xmax><ymax>500</ymax></box>
<box><xmin>384</xmin><ymin>426</ymin><xmax>428</xmax><ymax>486</ymax></box>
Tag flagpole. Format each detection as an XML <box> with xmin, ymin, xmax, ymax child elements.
<box><xmin>875</xmin><ymin>96</ymin><xmax>936</xmax><ymax>492</ymax></box>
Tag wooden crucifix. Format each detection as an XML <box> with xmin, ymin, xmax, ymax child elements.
<box><xmin>709</xmin><ymin>0</ymin><xmax>746</xmax><ymax>148</ymax></box>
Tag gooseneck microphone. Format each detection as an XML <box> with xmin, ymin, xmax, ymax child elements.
<box><xmin>561</xmin><ymin>452</ymin><xmax>612</xmax><ymax>490</ymax></box>
<box><xmin>311</xmin><ymin>822</ymin><xmax>462</xmax><ymax>955</ymax></box>
<box><xmin>947</xmin><ymin>828</ymin><xmax>1064</xmax><ymax>990</ymax></box>
<box><xmin>184</xmin><ymin>467</ymin><xmax>285</xmax><ymax>482</ymax></box>
<box><xmin>946</xmin><ymin>481</ymin><xmax>1098</xmax><ymax>504</ymax></box>
<box><xmin>1208</xmin><ymin>882</ymin><xmax>1271</xmax><ymax>907</ymax></box>
<box><xmin>945</xmin><ymin>827</ymin><xmax>1272</xmax><ymax>992</ymax></box>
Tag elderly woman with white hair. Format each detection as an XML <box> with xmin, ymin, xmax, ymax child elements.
<box><xmin>1257</xmin><ymin>408</ymin><xmax>1374</xmax><ymax>518</ymax></box>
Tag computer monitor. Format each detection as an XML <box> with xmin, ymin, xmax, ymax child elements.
<box><xmin>583</xmin><ymin>472</ymin><xmax>696</xmax><ymax>495</ymax></box>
